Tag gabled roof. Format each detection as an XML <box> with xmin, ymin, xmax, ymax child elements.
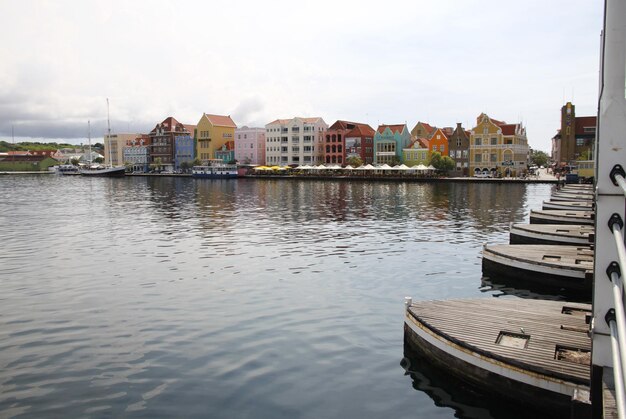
<box><xmin>202</xmin><ymin>114</ymin><xmax>237</xmax><ymax>128</ymax></box>
<box><xmin>431</xmin><ymin>127</ymin><xmax>449</xmax><ymax>140</ymax></box>
<box><xmin>346</xmin><ymin>124</ymin><xmax>375</xmax><ymax>137</ymax></box>
<box><xmin>406</xmin><ymin>138</ymin><xmax>428</xmax><ymax>149</ymax></box>
<box><xmin>377</xmin><ymin>124</ymin><xmax>406</xmax><ymax>134</ymax></box>
<box><xmin>150</xmin><ymin>116</ymin><xmax>191</xmax><ymax>135</ymax></box>
<box><xmin>413</xmin><ymin>121</ymin><xmax>435</xmax><ymax>135</ymax></box>
<box><xmin>500</xmin><ymin>124</ymin><xmax>518</xmax><ymax>136</ymax></box>
<box><xmin>329</xmin><ymin>120</ymin><xmax>375</xmax><ymax>136</ymax></box>
<box><xmin>417</xmin><ymin>138</ymin><xmax>430</xmax><ymax>148</ymax></box>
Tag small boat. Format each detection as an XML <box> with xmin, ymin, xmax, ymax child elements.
<box><xmin>79</xmin><ymin>164</ymin><xmax>126</xmax><ymax>177</ymax></box>
<box><xmin>404</xmin><ymin>298</ymin><xmax>591</xmax><ymax>413</ymax></box>
<box><xmin>542</xmin><ymin>200</ymin><xmax>593</xmax><ymax>211</ymax></box>
<box><xmin>482</xmin><ymin>244</ymin><xmax>593</xmax><ymax>290</ymax></box>
<box><xmin>191</xmin><ymin>163</ymin><xmax>238</xmax><ymax>179</ymax></box>
<box><xmin>55</xmin><ymin>164</ymin><xmax>81</xmax><ymax>175</ymax></box>
<box><xmin>510</xmin><ymin>224</ymin><xmax>593</xmax><ymax>246</ymax></box>
<box><xmin>530</xmin><ymin>209</ymin><xmax>594</xmax><ymax>225</ymax></box>
<box><xmin>550</xmin><ymin>193</ymin><xmax>594</xmax><ymax>202</ymax></box>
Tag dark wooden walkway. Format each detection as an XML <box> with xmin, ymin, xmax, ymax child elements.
<box><xmin>406</xmin><ymin>298</ymin><xmax>591</xmax><ymax>385</ymax></box>
<box><xmin>530</xmin><ymin>209</ymin><xmax>594</xmax><ymax>225</ymax></box>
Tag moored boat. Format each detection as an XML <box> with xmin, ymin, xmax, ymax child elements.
<box><xmin>482</xmin><ymin>244</ymin><xmax>593</xmax><ymax>290</ymax></box>
<box><xmin>510</xmin><ymin>223</ymin><xmax>593</xmax><ymax>245</ymax></box>
<box><xmin>55</xmin><ymin>164</ymin><xmax>81</xmax><ymax>175</ymax></box>
<box><xmin>530</xmin><ymin>209</ymin><xmax>594</xmax><ymax>225</ymax></box>
<box><xmin>550</xmin><ymin>192</ymin><xmax>594</xmax><ymax>202</ymax></box>
<box><xmin>542</xmin><ymin>200</ymin><xmax>593</xmax><ymax>211</ymax></box>
<box><xmin>191</xmin><ymin>163</ymin><xmax>238</xmax><ymax>179</ymax></box>
<box><xmin>79</xmin><ymin>165</ymin><xmax>126</xmax><ymax>177</ymax></box>
<box><xmin>404</xmin><ymin>298</ymin><xmax>591</xmax><ymax>413</ymax></box>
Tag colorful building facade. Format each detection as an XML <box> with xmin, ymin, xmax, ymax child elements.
<box><xmin>469</xmin><ymin>113</ymin><xmax>529</xmax><ymax>177</ymax></box>
<box><xmin>428</xmin><ymin>128</ymin><xmax>449</xmax><ymax>157</ymax></box>
<box><xmin>149</xmin><ymin>117</ymin><xmax>193</xmax><ymax>170</ymax></box>
<box><xmin>196</xmin><ymin>114</ymin><xmax>237</xmax><ymax>162</ymax></box>
<box><xmin>235</xmin><ymin>126</ymin><xmax>266</xmax><ymax>165</ymax></box>
<box><xmin>447</xmin><ymin>123</ymin><xmax>471</xmax><ymax>176</ymax></box>
<box><xmin>402</xmin><ymin>139</ymin><xmax>430</xmax><ymax>167</ymax></box>
<box><xmin>323</xmin><ymin>120</ymin><xmax>375</xmax><ymax>165</ymax></box>
<box><xmin>374</xmin><ymin>124</ymin><xmax>411</xmax><ymax>165</ymax></box>
<box><xmin>123</xmin><ymin>134</ymin><xmax>151</xmax><ymax>172</ymax></box>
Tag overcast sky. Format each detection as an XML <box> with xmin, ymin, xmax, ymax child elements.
<box><xmin>0</xmin><ymin>0</ymin><xmax>603</xmax><ymax>152</ymax></box>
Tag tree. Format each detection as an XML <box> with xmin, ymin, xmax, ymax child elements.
<box><xmin>192</xmin><ymin>158</ymin><xmax>202</xmax><ymax>167</ymax></box>
<box><xmin>428</xmin><ymin>152</ymin><xmax>455</xmax><ymax>175</ymax></box>
<box><xmin>577</xmin><ymin>150</ymin><xmax>592</xmax><ymax>161</ymax></box>
<box><xmin>530</xmin><ymin>150</ymin><xmax>549</xmax><ymax>167</ymax></box>
<box><xmin>150</xmin><ymin>157</ymin><xmax>163</xmax><ymax>172</ymax></box>
<box><xmin>180</xmin><ymin>161</ymin><xmax>191</xmax><ymax>172</ymax></box>
<box><xmin>390</xmin><ymin>156</ymin><xmax>401</xmax><ymax>166</ymax></box>
<box><xmin>440</xmin><ymin>156</ymin><xmax>455</xmax><ymax>174</ymax></box>
<box><xmin>428</xmin><ymin>151</ymin><xmax>442</xmax><ymax>168</ymax></box>
<box><xmin>346</xmin><ymin>156</ymin><xmax>363</xmax><ymax>167</ymax></box>
<box><xmin>94</xmin><ymin>157</ymin><xmax>104</xmax><ymax>163</ymax></box>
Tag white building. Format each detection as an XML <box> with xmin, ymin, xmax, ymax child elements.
<box><xmin>265</xmin><ymin>117</ymin><xmax>328</xmax><ymax>166</ymax></box>
<box><xmin>235</xmin><ymin>126</ymin><xmax>266</xmax><ymax>165</ymax></box>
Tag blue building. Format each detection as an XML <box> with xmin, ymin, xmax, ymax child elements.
<box><xmin>174</xmin><ymin>135</ymin><xmax>195</xmax><ymax>171</ymax></box>
<box><xmin>374</xmin><ymin>124</ymin><xmax>411</xmax><ymax>165</ymax></box>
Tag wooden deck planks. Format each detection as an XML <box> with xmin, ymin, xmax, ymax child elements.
<box><xmin>407</xmin><ymin>299</ymin><xmax>591</xmax><ymax>384</ymax></box>
<box><xmin>529</xmin><ymin>210</ymin><xmax>594</xmax><ymax>225</ymax></box>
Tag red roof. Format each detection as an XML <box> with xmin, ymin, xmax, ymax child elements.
<box><xmin>377</xmin><ymin>124</ymin><xmax>406</xmax><ymax>134</ymax></box>
<box><xmin>328</xmin><ymin>120</ymin><xmax>375</xmax><ymax>136</ymax></box>
<box><xmin>500</xmin><ymin>124</ymin><xmax>518</xmax><ymax>135</ymax></box>
<box><xmin>417</xmin><ymin>138</ymin><xmax>430</xmax><ymax>148</ymax></box>
<box><xmin>203</xmin><ymin>114</ymin><xmax>237</xmax><ymax>128</ymax></box>
<box><xmin>150</xmin><ymin>116</ymin><xmax>191</xmax><ymax>135</ymax></box>
<box><xmin>415</xmin><ymin>122</ymin><xmax>435</xmax><ymax>134</ymax></box>
<box><xmin>346</xmin><ymin>124</ymin><xmax>375</xmax><ymax>137</ymax></box>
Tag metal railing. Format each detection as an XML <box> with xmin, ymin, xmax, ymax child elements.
<box><xmin>592</xmin><ymin>0</ymin><xmax>626</xmax><ymax>417</ymax></box>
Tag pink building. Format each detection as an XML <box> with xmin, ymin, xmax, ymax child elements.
<box><xmin>235</xmin><ymin>126</ymin><xmax>266</xmax><ymax>165</ymax></box>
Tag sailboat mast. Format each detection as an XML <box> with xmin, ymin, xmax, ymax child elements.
<box><xmin>88</xmin><ymin>120</ymin><xmax>92</xmax><ymax>165</ymax></box>
<box><xmin>107</xmin><ymin>98</ymin><xmax>113</xmax><ymax>167</ymax></box>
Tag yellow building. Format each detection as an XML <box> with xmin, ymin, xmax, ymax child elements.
<box><xmin>469</xmin><ymin>113</ymin><xmax>529</xmax><ymax>177</ymax></box>
<box><xmin>104</xmin><ymin>133</ymin><xmax>138</xmax><ymax>166</ymax></box>
<box><xmin>196</xmin><ymin>113</ymin><xmax>237</xmax><ymax>162</ymax></box>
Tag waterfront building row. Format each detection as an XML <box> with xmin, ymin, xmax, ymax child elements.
<box><xmin>100</xmin><ymin>110</ymin><xmax>537</xmax><ymax>177</ymax></box>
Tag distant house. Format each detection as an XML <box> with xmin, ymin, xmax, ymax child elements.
<box><xmin>149</xmin><ymin>116</ymin><xmax>193</xmax><ymax>170</ymax></box>
<box><xmin>324</xmin><ymin>120</ymin><xmax>375</xmax><ymax>165</ymax></box>
<box><xmin>265</xmin><ymin>117</ymin><xmax>328</xmax><ymax>166</ymax></box>
<box><xmin>214</xmin><ymin>140</ymin><xmax>235</xmax><ymax>163</ymax></box>
<box><xmin>447</xmin><ymin>123</ymin><xmax>471</xmax><ymax>176</ymax></box>
<box><xmin>105</xmin><ymin>134</ymin><xmax>138</xmax><ymax>167</ymax></box>
<box><xmin>0</xmin><ymin>155</ymin><xmax>59</xmax><ymax>171</ymax></box>
<box><xmin>428</xmin><ymin>128</ymin><xmax>449</xmax><ymax>157</ymax></box>
<box><xmin>196</xmin><ymin>114</ymin><xmax>237</xmax><ymax>163</ymax></box>
<box><xmin>235</xmin><ymin>126</ymin><xmax>266</xmax><ymax>165</ymax></box>
<box><xmin>374</xmin><ymin>124</ymin><xmax>411</xmax><ymax>165</ymax></box>
<box><xmin>124</xmin><ymin>134</ymin><xmax>151</xmax><ymax>172</ymax></box>
<box><xmin>403</xmin><ymin>138</ymin><xmax>430</xmax><ymax>167</ymax></box>
<box><xmin>469</xmin><ymin>113</ymin><xmax>529</xmax><ymax>177</ymax></box>
<box><xmin>411</xmin><ymin>121</ymin><xmax>436</xmax><ymax>140</ymax></box>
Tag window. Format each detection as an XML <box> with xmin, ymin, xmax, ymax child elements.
<box><xmin>475</xmin><ymin>154</ymin><xmax>482</xmax><ymax>162</ymax></box>
<box><xmin>576</xmin><ymin>138</ymin><xmax>585</xmax><ymax>146</ymax></box>
<box><xmin>490</xmin><ymin>153</ymin><xmax>497</xmax><ymax>162</ymax></box>
<box><xmin>475</xmin><ymin>138</ymin><xmax>482</xmax><ymax>146</ymax></box>
<box><xmin>491</xmin><ymin>138</ymin><xmax>497</xmax><ymax>145</ymax></box>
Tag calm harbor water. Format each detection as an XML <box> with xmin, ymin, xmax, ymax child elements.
<box><xmin>0</xmin><ymin>175</ymin><xmax>556</xmax><ymax>418</ymax></box>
